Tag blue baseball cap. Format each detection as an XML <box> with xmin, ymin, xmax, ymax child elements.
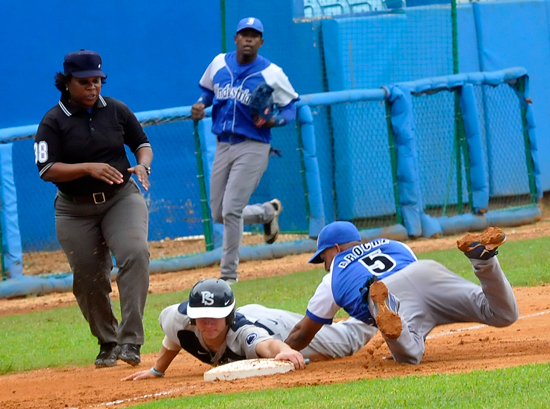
<box><xmin>63</xmin><ymin>50</ymin><xmax>106</xmax><ymax>79</ymax></box>
<box><xmin>236</xmin><ymin>17</ymin><xmax>264</xmax><ymax>34</ymax></box>
<box><xmin>309</xmin><ymin>221</ymin><xmax>362</xmax><ymax>264</ymax></box>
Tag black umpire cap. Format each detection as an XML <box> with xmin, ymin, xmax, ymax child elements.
<box><xmin>63</xmin><ymin>49</ymin><xmax>107</xmax><ymax>78</ymax></box>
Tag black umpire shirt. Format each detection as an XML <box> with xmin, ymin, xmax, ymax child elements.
<box><xmin>35</xmin><ymin>95</ymin><xmax>151</xmax><ymax>196</ymax></box>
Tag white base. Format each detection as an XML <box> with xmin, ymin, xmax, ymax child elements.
<box><xmin>204</xmin><ymin>358</ymin><xmax>295</xmax><ymax>382</ymax></box>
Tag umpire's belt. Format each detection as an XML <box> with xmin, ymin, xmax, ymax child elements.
<box><xmin>59</xmin><ymin>188</ymin><xmax>121</xmax><ymax>205</ymax></box>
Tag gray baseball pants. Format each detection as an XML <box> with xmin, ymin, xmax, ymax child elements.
<box><xmin>370</xmin><ymin>258</ymin><xmax>519</xmax><ymax>364</ymax></box>
<box><xmin>237</xmin><ymin>304</ymin><xmax>378</xmax><ymax>361</ymax></box>
<box><xmin>210</xmin><ymin>139</ymin><xmax>276</xmax><ymax>279</ymax></box>
<box><xmin>55</xmin><ymin>179</ymin><xmax>150</xmax><ymax>345</ymax></box>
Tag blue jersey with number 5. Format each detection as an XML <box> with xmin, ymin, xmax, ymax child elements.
<box><xmin>305</xmin><ymin>239</ymin><xmax>417</xmax><ymax>325</ymax></box>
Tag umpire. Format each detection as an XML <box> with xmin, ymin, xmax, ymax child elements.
<box><xmin>34</xmin><ymin>50</ymin><xmax>153</xmax><ymax>368</ymax></box>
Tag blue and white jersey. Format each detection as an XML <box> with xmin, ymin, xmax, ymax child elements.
<box><xmin>198</xmin><ymin>51</ymin><xmax>299</xmax><ymax>143</ymax></box>
<box><xmin>306</xmin><ymin>239</ymin><xmax>418</xmax><ymax>325</ymax></box>
<box><xmin>159</xmin><ymin>302</ymin><xmax>272</xmax><ymax>366</ymax></box>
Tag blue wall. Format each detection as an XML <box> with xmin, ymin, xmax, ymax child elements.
<box><xmin>1</xmin><ymin>0</ymin><xmax>222</xmax><ymax>128</ymax></box>
<box><xmin>472</xmin><ymin>0</ymin><xmax>550</xmax><ymax>193</ymax></box>
<box><xmin>224</xmin><ymin>0</ymin><xmax>325</xmax><ymax>94</ymax></box>
<box><xmin>294</xmin><ymin>1</ymin><xmax>550</xmax><ymax>190</ymax></box>
<box><xmin>188</xmin><ymin>0</ymin><xmax>549</xmax><ymax>194</ymax></box>
<box><xmin>3</xmin><ymin>1</ymin><xmax>550</xmax><ymax>175</ymax></box>
<box><xmin>1</xmin><ymin>0</ymin><xmax>550</xmax><ymax>253</ymax></box>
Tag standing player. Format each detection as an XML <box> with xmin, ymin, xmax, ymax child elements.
<box><xmin>34</xmin><ymin>50</ymin><xmax>153</xmax><ymax>368</ymax></box>
<box><xmin>285</xmin><ymin>221</ymin><xmax>519</xmax><ymax>365</ymax></box>
<box><xmin>191</xmin><ymin>17</ymin><xmax>299</xmax><ymax>284</ymax></box>
<box><xmin>122</xmin><ymin>278</ymin><xmax>377</xmax><ymax>380</ymax></box>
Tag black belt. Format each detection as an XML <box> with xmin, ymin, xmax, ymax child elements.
<box><xmin>58</xmin><ymin>188</ymin><xmax>121</xmax><ymax>205</ymax></box>
<box><xmin>217</xmin><ymin>134</ymin><xmax>247</xmax><ymax>145</ymax></box>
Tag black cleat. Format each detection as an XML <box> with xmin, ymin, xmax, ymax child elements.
<box><xmin>119</xmin><ymin>343</ymin><xmax>141</xmax><ymax>366</ymax></box>
<box><xmin>94</xmin><ymin>342</ymin><xmax>119</xmax><ymax>368</ymax></box>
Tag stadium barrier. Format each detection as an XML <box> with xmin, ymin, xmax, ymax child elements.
<box><xmin>0</xmin><ymin>67</ymin><xmax>541</xmax><ymax>297</ymax></box>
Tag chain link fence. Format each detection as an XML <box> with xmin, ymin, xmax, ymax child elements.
<box><xmin>478</xmin><ymin>84</ymin><xmax>534</xmax><ymax>210</ymax></box>
<box><xmin>309</xmin><ymin>101</ymin><xmax>398</xmax><ymax>229</ymax></box>
<box><xmin>0</xmin><ymin>70</ymin><xmax>539</xmax><ymax>281</ymax></box>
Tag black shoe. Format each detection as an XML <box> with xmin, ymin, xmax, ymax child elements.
<box><xmin>95</xmin><ymin>342</ymin><xmax>119</xmax><ymax>368</ymax></box>
<box><xmin>119</xmin><ymin>343</ymin><xmax>141</xmax><ymax>366</ymax></box>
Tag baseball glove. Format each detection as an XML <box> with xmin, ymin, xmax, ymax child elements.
<box><xmin>249</xmin><ymin>82</ymin><xmax>275</xmax><ymax>122</ymax></box>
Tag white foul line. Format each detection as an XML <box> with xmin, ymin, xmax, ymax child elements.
<box><xmin>66</xmin><ymin>385</ymin><xmax>196</xmax><ymax>409</ymax></box>
<box><xmin>427</xmin><ymin>310</ymin><xmax>550</xmax><ymax>339</ymax></box>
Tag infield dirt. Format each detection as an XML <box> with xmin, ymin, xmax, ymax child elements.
<box><xmin>1</xmin><ymin>198</ymin><xmax>550</xmax><ymax>409</ymax></box>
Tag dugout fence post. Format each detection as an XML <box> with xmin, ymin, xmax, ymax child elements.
<box><xmin>451</xmin><ymin>0</ymin><xmax>469</xmax><ymax>214</ymax></box>
<box><xmin>455</xmin><ymin>112</ymin><xmax>463</xmax><ymax>215</ymax></box>
<box><xmin>517</xmin><ymin>76</ymin><xmax>538</xmax><ymax>205</ymax></box>
<box><xmin>455</xmin><ymin>88</ymin><xmax>474</xmax><ymax>214</ymax></box>
<box><xmin>193</xmin><ymin>121</ymin><xmax>214</xmax><ymax>251</ymax></box>
<box><xmin>296</xmin><ymin>120</ymin><xmax>311</xmax><ymax>231</ymax></box>
<box><xmin>327</xmin><ymin>105</ymin><xmax>338</xmax><ymax>221</ymax></box>
<box><xmin>220</xmin><ymin>0</ymin><xmax>227</xmax><ymax>53</ymax></box>
<box><xmin>384</xmin><ymin>99</ymin><xmax>402</xmax><ymax>225</ymax></box>
<box><xmin>451</xmin><ymin>0</ymin><xmax>459</xmax><ymax>76</ymax></box>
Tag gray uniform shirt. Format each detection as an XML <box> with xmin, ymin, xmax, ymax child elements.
<box><xmin>159</xmin><ymin>302</ymin><xmax>272</xmax><ymax>365</ymax></box>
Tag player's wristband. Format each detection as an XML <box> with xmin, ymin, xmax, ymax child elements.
<box><xmin>197</xmin><ymin>92</ymin><xmax>213</xmax><ymax>107</ymax></box>
<box><xmin>150</xmin><ymin>367</ymin><xmax>165</xmax><ymax>377</ymax></box>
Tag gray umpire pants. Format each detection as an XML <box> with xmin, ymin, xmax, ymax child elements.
<box><xmin>237</xmin><ymin>304</ymin><xmax>378</xmax><ymax>361</ymax></box>
<box><xmin>210</xmin><ymin>139</ymin><xmax>276</xmax><ymax>279</ymax></box>
<box><xmin>55</xmin><ymin>179</ymin><xmax>150</xmax><ymax>346</ymax></box>
<box><xmin>370</xmin><ymin>258</ymin><xmax>519</xmax><ymax>364</ymax></box>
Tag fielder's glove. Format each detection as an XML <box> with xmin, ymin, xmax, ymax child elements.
<box><xmin>249</xmin><ymin>82</ymin><xmax>275</xmax><ymax>126</ymax></box>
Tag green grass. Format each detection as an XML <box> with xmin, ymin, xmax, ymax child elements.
<box><xmin>2</xmin><ymin>235</ymin><xmax>550</xmax><ymax>374</ymax></box>
<box><xmin>419</xmin><ymin>235</ymin><xmax>550</xmax><ymax>287</ymax></box>
<box><xmin>129</xmin><ymin>363</ymin><xmax>550</xmax><ymax>408</ymax></box>
<box><xmin>2</xmin><ymin>235</ymin><xmax>550</xmax><ymax>406</ymax></box>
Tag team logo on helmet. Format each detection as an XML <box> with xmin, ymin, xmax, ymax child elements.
<box><xmin>201</xmin><ymin>291</ymin><xmax>214</xmax><ymax>306</ymax></box>
<box><xmin>187</xmin><ymin>278</ymin><xmax>236</xmax><ymax>320</ymax></box>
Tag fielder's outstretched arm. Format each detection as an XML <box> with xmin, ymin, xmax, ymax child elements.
<box><xmin>285</xmin><ymin>316</ymin><xmax>323</xmax><ymax>351</ymax></box>
<box><xmin>121</xmin><ymin>345</ymin><xmax>180</xmax><ymax>381</ymax></box>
